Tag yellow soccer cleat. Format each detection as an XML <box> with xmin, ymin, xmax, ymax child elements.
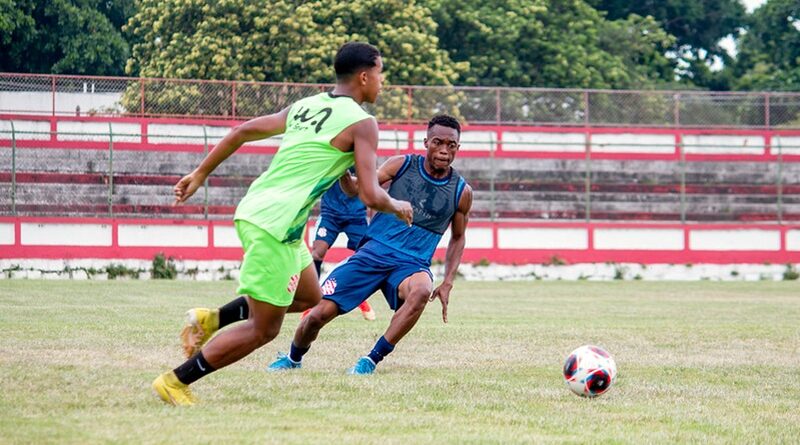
<box><xmin>180</xmin><ymin>308</ymin><xmax>220</xmax><ymax>358</ymax></box>
<box><xmin>152</xmin><ymin>371</ymin><xmax>197</xmax><ymax>406</ymax></box>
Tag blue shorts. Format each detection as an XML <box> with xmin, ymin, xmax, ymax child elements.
<box><xmin>320</xmin><ymin>241</ymin><xmax>433</xmax><ymax>314</ymax></box>
<box><xmin>314</xmin><ymin>213</ymin><xmax>367</xmax><ymax>251</ymax></box>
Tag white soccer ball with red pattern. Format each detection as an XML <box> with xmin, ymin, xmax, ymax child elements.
<box><xmin>563</xmin><ymin>345</ymin><xmax>617</xmax><ymax>398</ymax></box>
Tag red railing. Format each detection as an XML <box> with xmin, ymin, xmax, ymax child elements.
<box><xmin>2</xmin><ymin>216</ymin><xmax>799</xmax><ymax>264</ymax></box>
<box><xmin>2</xmin><ymin>113</ymin><xmax>800</xmax><ymax>224</ymax></box>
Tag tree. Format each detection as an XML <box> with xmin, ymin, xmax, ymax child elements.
<box><xmin>430</xmin><ymin>0</ymin><xmax>675</xmax><ymax>89</ymax></box>
<box><xmin>0</xmin><ymin>0</ymin><xmax>131</xmax><ymax>75</ymax></box>
<box><xmin>733</xmin><ymin>0</ymin><xmax>800</xmax><ymax>91</ymax></box>
<box><xmin>123</xmin><ymin>0</ymin><xmax>464</xmax><ymax>119</ymax></box>
<box><xmin>124</xmin><ymin>0</ymin><xmax>461</xmax><ymax>85</ymax></box>
<box><xmin>588</xmin><ymin>0</ymin><xmax>746</xmax><ymax>88</ymax></box>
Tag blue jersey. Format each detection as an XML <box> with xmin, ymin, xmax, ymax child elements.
<box><xmin>365</xmin><ymin>155</ymin><xmax>466</xmax><ymax>264</ymax></box>
<box><xmin>320</xmin><ymin>180</ymin><xmax>366</xmax><ymax>219</ymax></box>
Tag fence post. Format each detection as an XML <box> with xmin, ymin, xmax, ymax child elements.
<box><xmin>776</xmin><ymin>136</ymin><xmax>783</xmax><ymax>224</ymax></box>
<box><xmin>584</xmin><ymin>131</ymin><xmax>591</xmax><ymax>222</ymax></box>
<box><xmin>679</xmin><ymin>136</ymin><xmax>686</xmax><ymax>224</ymax></box>
<box><xmin>674</xmin><ymin>93</ymin><xmax>681</xmax><ymax>127</ymax></box>
<box><xmin>495</xmin><ymin>88</ymin><xmax>501</xmax><ymax>125</ymax></box>
<box><xmin>406</xmin><ymin>87</ymin><xmax>413</xmax><ymax>124</ymax></box>
<box><xmin>51</xmin><ymin>76</ymin><xmax>56</xmax><ymax>116</ymax></box>
<box><xmin>10</xmin><ymin>121</ymin><xmax>16</xmax><ymax>215</ymax></box>
<box><xmin>232</xmin><ymin>82</ymin><xmax>237</xmax><ymax>119</ymax></box>
<box><xmin>203</xmin><ymin>125</ymin><xmax>209</xmax><ymax>219</ymax></box>
<box><xmin>489</xmin><ymin>132</ymin><xmax>496</xmax><ymax>222</ymax></box>
<box><xmin>583</xmin><ymin>91</ymin><xmax>590</xmax><ymax>126</ymax></box>
<box><xmin>764</xmin><ymin>93</ymin><xmax>770</xmax><ymax>128</ymax></box>
<box><xmin>140</xmin><ymin>78</ymin><xmax>145</xmax><ymax>117</ymax></box>
<box><xmin>108</xmin><ymin>123</ymin><xmax>114</xmax><ymax>217</ymax></box>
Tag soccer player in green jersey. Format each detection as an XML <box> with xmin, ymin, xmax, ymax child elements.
<box><xmin>152</xmin><ymin>42</ymin><xmax>413</xmax><ymax>406</ymax></box>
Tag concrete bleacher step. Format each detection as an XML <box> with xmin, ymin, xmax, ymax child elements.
<box><xmin>4</xmin><ymin>145</ymin><xmax>800</xmax><ymax>222</ymax></box>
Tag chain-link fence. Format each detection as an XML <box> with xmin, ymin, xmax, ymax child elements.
<box><xmin>3</xmin><ymin>73</ymin><xmax>800</xmax><ymax>127</ymax></box>
<box><xmin>1</xmin><ymin>125</ymin><xmax>799</xmax><ymax>223</ymax></box>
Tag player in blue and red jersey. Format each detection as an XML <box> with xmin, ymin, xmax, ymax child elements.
<box><xmin>269</xmin><ymin>114</ymin><xmax>472</xmax><ymax>374</ymax></box>
<box><xmin>306</xmin><ymin>170</ymin><xmax>376</xmax><ymax>321</ymax></box>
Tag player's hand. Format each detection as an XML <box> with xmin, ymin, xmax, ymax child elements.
<box><xmin>392</xmin><ymin>199</ymin><xmax>413</xmax><ymax>226</ymax></box>
<box><xmin>173</xmin><ymin>171</ymin><xmax>206</xmax><ymax>205</ymax></box>
<box><xmin>430</xmin><ymin>282</ymin><xmax>452</xmax><ymax>323</ymax></box>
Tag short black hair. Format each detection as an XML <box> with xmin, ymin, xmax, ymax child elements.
<box><xmin>428</xmin><ymin>114</ymin><xmax>461</xmax><ymax>135</ymax></box>
<box><xmin>334</xmin><ymin>42</ymin><xmax>380</xmax><ymax>80</ymax></box>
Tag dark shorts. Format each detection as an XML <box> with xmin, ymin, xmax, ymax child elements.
<box><xmin>320</xmin><ymin>241</ymin><xmax>433</xmax><ymax>314</ymax></box>
<box><xmin>314</xmin><ymin>213</ymin><xmax>367</xmax><ymax>251</ymax></box>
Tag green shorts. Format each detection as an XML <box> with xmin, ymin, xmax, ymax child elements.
<box><xmin>235</xmin><ymin>220</ymin><xmax>313</xmax><ymax>307</ymax></box>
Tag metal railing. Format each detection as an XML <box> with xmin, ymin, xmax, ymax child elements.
<box><xmin>1</xmin><ymin>125</ymin><xmax>799</xmax><ymax>224</ymax></box>
<box><xmin>2</xmin><ymin>72</ymin><xmax>800</xmax><ymax>128</ymax></box>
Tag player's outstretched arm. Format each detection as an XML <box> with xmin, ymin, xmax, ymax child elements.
<box><xmin>173</xmin><ymin>108</ymin><xmax>290</xmax><ymax>205</ymax></box>
<box><xmin>352</xmin><ymin>119</ymin><xmax>413</xmax><ymax>224</ymax></box>
<box><xmin>430</xmin><ymin>185</ymin><xmax>472</xmax><ymax>323</ymax></box>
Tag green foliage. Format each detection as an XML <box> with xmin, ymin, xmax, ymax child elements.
<box><xmin>106</xmin><ymin>263</ymin><xmax>140</xmax><ymax>279</ymax></box>
<box><xmin>0</xmin><ymin>0</ymin><xmax>130</xmax><ymax>75</ymax></box>
<box><xmin>430</xmin><ymin>0</ymin><xmax>676</xmax><ymax>89</ymax></box>
<box><xmin>151</xmin><ymin>253</ymin><xmax>177</xmax><ymax>279</ymax></box>
<box><xmin>473</xmin><ymin>257</ymin><xmax>490</xmax><ymax>267</ymax></box>
<box><xmin>589</xmin><ymin>0</ymin><xmax>745</xmax><ymax>58</ymax></box>
<box><xmin>589</xmin><ymin>0</ymin><xmax>745</xmax><ymax>89</ymax></box>
<box><xmin>3</xmin><ymin>0</ymin><xmax>796</xmax><ymax>96</ymax></box>
<box><xmin>124</xmin><ymin>0</ymin><xmax>459</xmax><ymax>84</ymax></box>
<box><xmin>733</xmin><ymin>0</ymin><xmax>800</xmax><ymax>92</ymax></box>
<box><xmin>122</xmin><ymin>0</ymin><xmax>461</xmax><ymax>116</ymax></box>
<box><xmin>783</xmin><ymin>264</ymin><xmax>799</xmax><ymax>281</ymax></box>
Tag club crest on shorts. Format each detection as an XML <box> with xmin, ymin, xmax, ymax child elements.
<box><xmin>321</xmin><ymin>278</ymin><xmax>337</xmax><ymax>295</ymax></box>
<box><xmin>317</xmin><ymin>227</ymin><xmax>327</xmax><ymax>238</ymax></box>
<box><xmin>286</xmin><ymin>274</ymin><xmax>300</xmax><ymax>294</ymax></box>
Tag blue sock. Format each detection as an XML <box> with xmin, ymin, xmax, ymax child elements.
<box><xmin>289</xmin><ymin>342</ymin><xmax>309</xmax><ymax>363</ymax></box>
<box><xmin>367</xmin><ymin>336</ymin><xmax>395</xmax><ymax>364</ymax></box>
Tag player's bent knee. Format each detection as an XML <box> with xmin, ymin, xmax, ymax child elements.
<box><xmin>405</xmin><ymin>290</ymin><xmax>430</xmax><ymax>312</ymax></box>
<box><xmin>251</xmin><ymin>323</ymin><xmax>280</xmax><ymax>346</ymax></box>
<box><xmin>244</xmin><ymin>316</ymin><xmax>281</xmax><ymax>346</ymax></box>
<box><xmin>305</xmin><ymin>302</ymin><xmax>338</xmax><ymax>330</ymax></box>
<box><xmin>304</xmin><ymin>311</ymin><xmax>332</xmax><ymax>331</ymax></box>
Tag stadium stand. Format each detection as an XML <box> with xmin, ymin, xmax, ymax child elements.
<box><xmin>2</xmin><ymin>120</ymin><xmax>799</xmax><ymax>223</ymax></box>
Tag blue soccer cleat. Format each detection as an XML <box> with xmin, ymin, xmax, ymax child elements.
<box><xmin>267</xmin><ymin>352</ymin><xmax>301</xmax><ymax>372</ymax></box>
<box><xmin>347</xmin><ymin>356</ymin><xmax>376</xmax><ymax>375</ymax></box>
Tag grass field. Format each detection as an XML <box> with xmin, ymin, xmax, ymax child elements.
<box><xmin>1</xmin><ymin>280</ymin><xmax>799</xmax><ymax>444</ymax></box>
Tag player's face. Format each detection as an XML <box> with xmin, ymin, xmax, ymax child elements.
<box><xmin>424</xmin><ymin>125</ymin><xmax>460</xmax><ymax>173</ymax></box>
<box><xmin>362</xmin><ymin>57</ymin><xmax>384</xmax><ymax>104</ymax></box>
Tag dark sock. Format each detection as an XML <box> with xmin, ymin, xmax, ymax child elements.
<box><xmin>367</xmin><ymin>336</ymin><xmax>395</xmax><ymax>364</ymax></box>
<box><xmin>314</xmin><ymin>259</ymin><xmax>323</xmax><ymax>276</ymax></box>
<box><xmin>219</xmin><ymin>296</ymin><xmax>248</xmax><ymax>328</ymax></box>
<box><xmin>173</xmin><ymin>351</ymin><xmax>216</xmax><ymax>385</ymax></box>
<box><xmin>289</xmin><ymin>342</ymin><xmax>309</xmax><ymax>363</ymax></box>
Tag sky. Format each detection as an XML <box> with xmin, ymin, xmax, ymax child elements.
<box><xmin>716</xmin><ymin>0</ymin><xmax>768</xmax><ymax>61</ymax></box>
<box><xmin>741</xmin><ymin>0</ymin><xmax>766</xmax><ymax>13</ymax></box>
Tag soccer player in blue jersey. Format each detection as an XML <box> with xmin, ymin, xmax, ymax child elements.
<box><xmin>306</xmin><ymin>171</ymin><xmax>376</xmax><ymax>321</ymax></box>
<box><xmin>269</xmin><ymin>114</ymin><xmax>472</xmax><ymax>374</ymax></box>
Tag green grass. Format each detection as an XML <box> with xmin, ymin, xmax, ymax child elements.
<box><xmin>1</xmin><ymin>280</ymin><xmax>799</xmax><ymax>444</ymax></box>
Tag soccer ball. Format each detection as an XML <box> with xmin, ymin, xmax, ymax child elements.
<box><xmin>562</xmin><ymin>345</ymin><xmax>617</xmax><ymax>398</ymax></box>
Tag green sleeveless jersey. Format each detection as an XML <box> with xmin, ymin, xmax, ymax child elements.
<box><xmin>234</xmin><ymin>93</ymin><xmax>372</xmax><ymax>243</ymax></box>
